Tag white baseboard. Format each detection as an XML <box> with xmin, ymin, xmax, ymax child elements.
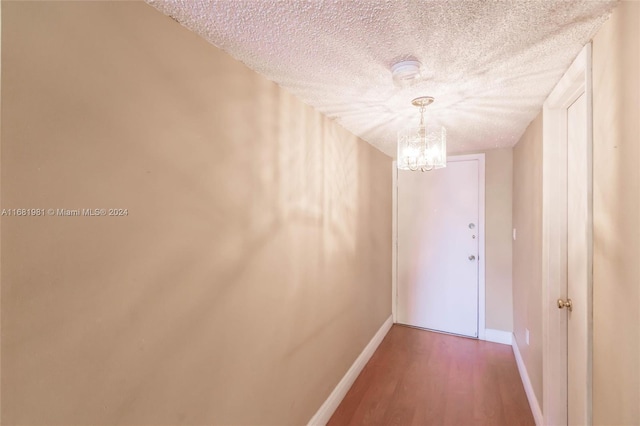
<box><xmin>307</xmin><ymin>315</ymin><xmax>393</xmax><ymax>426</ymax></box>
<box><xmin>512</xmin><ymin>335</ymin><xmax>544</xmax><ymax>426</ymax></box>
<box><xmin>484</xmin><ymin>328</ymin><xmax>513</xmax><ymax>345</ymax></box>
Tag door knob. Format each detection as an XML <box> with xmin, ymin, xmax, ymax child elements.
<box><xmin>557</xmin><ymin>298</ymin><xmax>573</xmax><ymax>312</ymax></box>
<box><xmin>468</xmin><ymin>255</ymin><xmax>476</xmax><ymax>261</ymax></box>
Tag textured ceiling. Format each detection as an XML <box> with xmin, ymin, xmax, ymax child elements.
<box><xmin>147</xmin><ymin>0</ymin><xmax>616</xmax><ymax>157</ymax></box>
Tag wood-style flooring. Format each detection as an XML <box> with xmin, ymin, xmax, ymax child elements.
<box><xmin>328</xmin><ymin>325</ymin><xmax>535</xmax><ymax>426</ymax></box>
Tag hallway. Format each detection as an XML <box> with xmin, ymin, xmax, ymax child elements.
<box><xmin>328</xmin><ymin>325</ymin><xmax>535</xmax><ymax>426</ymax></box>
<box><xmin>2</xmin><ymin>2</ymin><xmax>638</xmax><ymax>424</ymax></box>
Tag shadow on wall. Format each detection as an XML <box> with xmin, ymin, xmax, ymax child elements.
<box><xmin>1</xmin><ymin>2</ymin><xmax>392</xmax><ymax>425</ymax></box>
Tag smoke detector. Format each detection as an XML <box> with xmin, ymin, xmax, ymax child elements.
<box><xmin>391</xmin><ymin>60</ymin><xmax>422</xmax><ymax>87</ymax></box>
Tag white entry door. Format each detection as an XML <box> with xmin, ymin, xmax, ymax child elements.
<box><xmin>396</xmin><ymin>154</ymin><xmax>484</xmax><ymax>338</ymax></box>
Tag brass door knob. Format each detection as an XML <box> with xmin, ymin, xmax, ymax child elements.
<box><xmin>557</xmin><ymin>298</ymin><xmax>573</xmax><ymax>312</ymax></box>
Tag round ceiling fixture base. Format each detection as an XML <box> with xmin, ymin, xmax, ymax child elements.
<box><xmin>411</xmin><ymin>96</ymin><xmax>435</xmax><ymax>107</ymax></box>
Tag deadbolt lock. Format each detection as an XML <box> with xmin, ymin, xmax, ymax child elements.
<box><xmin>557</xmin><ymin>298</ymin><xmax>573</xmax><ymax>312</ymax></box>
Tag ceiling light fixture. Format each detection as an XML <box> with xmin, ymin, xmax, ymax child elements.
<box><xmin>397</xmin><ymin>96</ymin><xmax>447</xmax><ymax>171</ymax></box>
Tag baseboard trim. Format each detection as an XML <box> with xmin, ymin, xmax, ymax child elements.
<box><xmin>484</xmin><ymin>328</ymin><xmax>513</xmax><ymax>345</ymax></box>
<box><xmin>512</xmin><ymin>335</ymin><xmax>544</xmax><ymax>426</ymax></box>
<box><xmin>307</xmin><ymin>315</ymin><xmax>393</xmax><ymax>426</ymax></box>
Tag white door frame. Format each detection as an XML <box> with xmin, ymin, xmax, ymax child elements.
<box><xmin>392</xmin><ymin>154</ymin><xmax>486</xmax><ymax>340</ymax></box>
<box><xmin>542</xmin><ymin>44</ymin><xmax>593</xmax><ymax>425</ymax></box>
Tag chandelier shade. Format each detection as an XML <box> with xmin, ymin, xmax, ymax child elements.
<box><xmin>397</xmin><ymin>97</ymin><xmax>447</xmax><ymax>171</ymax></box>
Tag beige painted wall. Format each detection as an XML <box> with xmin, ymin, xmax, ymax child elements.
<box><xmin>0</xmin><ymin>2</ymin><xmax>392</xmax><ymax>425</ymax></box>
<box><xmin>0</xmin><ymin>1</ymin><xmax>3</xmax><ymax>422</ymax></box>
<box><xmin>512</xmin><ymin>114</ymin><xmax>543</xmax><ymax>410</ymax></box>
<box><xmin>592</xmin><ymin>2</ymin><xmax>640</xmax><ymax>424</ymax></box>
<box><xmin>455</xmin><ymin>148</ymin><xmax>514</xmax><ymax>332</ymax></box>
<box><xmin>482</xmin><ymin>148</ymin><xmax>513</xmax><ymax>332</ymax></box>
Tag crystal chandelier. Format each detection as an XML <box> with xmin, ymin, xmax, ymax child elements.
<box><xmin>397</xmin><ymin>96</ymin><xmax>446</xmax><ymax>171</ymax></box>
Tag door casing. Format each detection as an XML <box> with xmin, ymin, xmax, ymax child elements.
<box><xmin>542</xmin><ymin>43</ymin><xmax>593</xmax><ymax>425</ymax></box>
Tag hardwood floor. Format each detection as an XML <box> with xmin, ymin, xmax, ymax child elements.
<box><xmin>328</xmin><ymin>325</ymin><xmax>535</xmax><ymax>426</ymax></box>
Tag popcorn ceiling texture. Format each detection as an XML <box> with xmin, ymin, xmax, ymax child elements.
<box><xmin>147</xmin><ymin>0</ymin><xmax>616</xmax><ymax>156</ymax></box>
